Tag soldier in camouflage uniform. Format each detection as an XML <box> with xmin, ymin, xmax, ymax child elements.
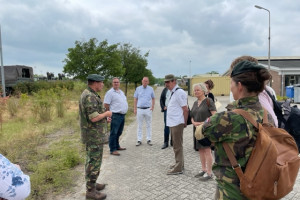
<box><xmin>79</xmin><ymin>74</ymin><xmax>112</xmax><ymax>200</ymax></box>
<box><xmin>200</xmin><ymin>60</ymin><xmax>273</xmax><ymax>199</ymax></box>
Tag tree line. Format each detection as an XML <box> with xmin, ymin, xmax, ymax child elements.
<box><xmin>63</xmin><ymin>38</ymin><xmax>155</xmax><ymax>95</ymax></box>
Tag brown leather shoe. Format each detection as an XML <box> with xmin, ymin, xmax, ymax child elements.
<box><xmin>117</xmin><ymin>147</ymin><xmax>126</xmax><ymax>150</ymax></box>
<box><xmin>110</xmin><ymin>151</ymin><xmax>120</xmax><ymax>156</ymax></box>
<box><xmin>86</xmin><ymin>188</ymin><xmax>107</xmax><ymax>200</ymax></box>
<box><xmin>96</xmin><ymin>183</ymin><xmax>106</xmax><ymax>191</ymax></box>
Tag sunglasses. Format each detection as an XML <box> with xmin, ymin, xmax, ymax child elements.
<box><xmin>165</xmin><ymin>80</ymin><xmax>174</xmax><ymax>83</ymax></box>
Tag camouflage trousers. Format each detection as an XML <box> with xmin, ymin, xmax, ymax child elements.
<box><xmin>85</xmin><ymin>143</ymin><xmax>104</xmax><ymax>190</ymax></box>
<box><xmin>214</xmin><ymin>181</ymin><xmax>249</xmax><ymax>200</ymax></box>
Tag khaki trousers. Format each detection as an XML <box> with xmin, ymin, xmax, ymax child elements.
<box><xmin>170</xmin><ymin>124</ymin><xmax>184</xmax><ymax>172</ymax></box>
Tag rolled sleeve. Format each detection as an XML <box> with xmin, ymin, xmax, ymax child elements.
<box><xmin>85</xmin><ymin>95</ymin><xmax>100</xmax><ymax>120</ymax></box>
<box><xmin>89</xmin><ymin>112</ymin><xmax>100</xmax><ymax>120</ymax></box>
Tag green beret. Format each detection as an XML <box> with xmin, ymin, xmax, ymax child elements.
<box><xmin>230</xmin><ymin>60</ymin><xmax>266</xmax><ymax>77</ymax></box>
<box><xmin>87</xmin><ymin>74</ymin><xmax>105</xmax><ymax>81</ymax></box>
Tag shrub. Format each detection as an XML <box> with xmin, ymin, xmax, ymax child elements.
<box><xmin>54</xmin><ymin>87</ymin><xmax>68</xmax><ymax>118</ymax></box>
<box><xmin>7</xmin><ymin>96</ymin><xmax>19</xmax><ymax>117</ymax></box>
<box><xmin>28</xmin><ymin>139</ymin><xmax>83</xmax><ymax>199</ymax></box>
<box><xmin>0</xmin><ymin>97</ymin><xmax>7</xmax><ymax>132</ymax></box>
<box><xmin>32</xmin><ymin>89</ymin><xmax>56</xmax><ymax>122</ymax></box>
<box><xmin>13</xmin><ymin>81</ymin><xmax>75</xmax><ymax>95</ymax></box>
<box><xmin>20</xmin><ymin>93</ymin><xmax>29</xmax><ymax>106</ymax></box>
<box><xmin>277</xmin><ymin>95</ymin><xmax>288</xmax><ymax>101</ymax></box>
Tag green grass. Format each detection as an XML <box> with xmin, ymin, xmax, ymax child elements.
<box><xmin>0</xmin><ymin>80</ymin><xmax>138</xmax><ymax>199</ymax></box>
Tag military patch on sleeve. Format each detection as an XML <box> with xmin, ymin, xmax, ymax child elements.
<box><xmin>203</xmin><ymin>117</ymin><xmax>212</xmax><ymax>129</ymax></box>
<box><xmin>205</xmin><ymin>117</ymin><xmax>211</xmax><ymax>123</ymax></box>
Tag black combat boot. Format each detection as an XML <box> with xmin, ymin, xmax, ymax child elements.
<box><xmin>86</xmin><ymin>188</ymin><xmax>106</xmax><ymax>200</ymax></box>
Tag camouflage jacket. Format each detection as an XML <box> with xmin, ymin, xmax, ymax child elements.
<box><xmin>79</xmin><ymin>87</ymin><xmax>106</xmax><ymax>145</ymax></box>
<box><xmin>203</xmin><ymin>96</ymin><xmax>269</xmax><ymax>199</ymax></box>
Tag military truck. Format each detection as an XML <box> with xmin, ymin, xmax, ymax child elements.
<box><xmin>0</xmin><ymin>65</ymin><xmax>34</xmax><ymax>95</ymax></box>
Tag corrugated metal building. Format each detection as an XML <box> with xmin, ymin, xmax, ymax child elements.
<box><xmin>189</xmin><ymin>76</ymin><xmax>231</xmax><ymax>96</ymax></box>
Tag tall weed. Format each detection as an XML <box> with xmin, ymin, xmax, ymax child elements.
<box><xmin>54</xmin><ymin>87</ymin><xmax>68</xmax><ymax>118</ymax></box>
<box><xmin>0</xmin><ymin>97</ymin><xmax>7</xmax><ymax>132</ymax></box>
<box><xmin>7</xmin><ymin>96</ymin><xmax>19</xmax><ymax>117</ymax></box>
<box><xmin>20</xmin><ymin>93</ymin><xmax>29</xmax><ymax>106</ymax></box>
<box><xmin>32</xmin><ymin>89</ymin><xmax>56</xmax><ymax>122</ymax></box>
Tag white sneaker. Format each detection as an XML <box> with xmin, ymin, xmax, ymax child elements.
<box><xmin>199</xmin><ymin>172</ymin><xmax>213</xmax><ymax>181</ymax></box>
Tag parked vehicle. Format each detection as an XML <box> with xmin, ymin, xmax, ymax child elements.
<box><xmin>0</xmin><ymin>65</ymin><xmax>34</xmax><ymax>95</ymax></box>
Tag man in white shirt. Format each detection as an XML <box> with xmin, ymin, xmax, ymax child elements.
<box><xmin>104</xmin><ymin>77</ymin><xmax>128</xmax><ymax>156</ymax></box>
<box><xmin>165</xmin><ymin>74</ymin><xmax>189</xmax><ymax>175</ymax></box>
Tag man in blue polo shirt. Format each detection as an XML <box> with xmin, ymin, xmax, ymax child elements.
<box><xmin>104</xmin><ymin>77</ymin><xmax>128</xmax><ymax>156</ymax></box>
<box><xmin>134</xmin><ymin>77</ymin><xmax>155</xmax><ymax>146</ymax></box>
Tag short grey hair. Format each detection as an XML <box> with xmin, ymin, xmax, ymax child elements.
<box><xmin>193</xmin><ymin>82</ymin><xmax>208</xmax><ymax>93</ymax></box>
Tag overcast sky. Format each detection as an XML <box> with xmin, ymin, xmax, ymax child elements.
<box><xmin>0</xmin><ymin>0</ymin><xmax>299</xmax><ymax>78</ymax></box>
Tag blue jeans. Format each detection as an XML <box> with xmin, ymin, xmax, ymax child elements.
<box><xmin>164</xmin><ymin>110</ymin><xmax>170</xmax><ymax>143</ymax></box>
<box><xmin>109</xmin><ymin>113</ymin><xmax>125</xmax><ymax>153</ymax></box>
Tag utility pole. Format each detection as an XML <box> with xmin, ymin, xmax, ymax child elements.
<box><xmin>189</xmin><ymin>60</ymin><xmax>191</xmax><ymax>78</ymax></box>
<box><xmin>0</xmin><ymin>25</ymin><xmax>6</xmax><ymax>97</ymax></box>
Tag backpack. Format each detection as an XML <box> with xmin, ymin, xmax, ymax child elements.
<box><xmin>266</xmin><ymin>89</ymin><xmax>300</xmax><ymax>152</ymax></box>
<box><xmin>223</xmin><ymin>109</ymin><xmax>300</xmax><ymax>200</ymax></box>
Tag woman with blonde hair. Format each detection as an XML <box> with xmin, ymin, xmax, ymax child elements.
<box><xmin>190</xmin><ymin>83</ymin><xmax>216</xmax><ymax>181</ymax></box>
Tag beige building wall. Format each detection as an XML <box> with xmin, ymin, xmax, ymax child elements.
<box><xmin>190</xmin><ymin>76</ymin><xmax>231</xmax><ymax>96</ymax></box>
<box><xmin>270</xmin><ymin>70</ymin><xmax>281</xmax><ymax>96</ymax></box>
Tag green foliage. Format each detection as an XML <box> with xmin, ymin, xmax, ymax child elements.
<box><xmin>6</xmin><ymin>96</ymin><xmax>19</xmax><ymax>117</ymax></box>
<box><xmin>277</xmin><ymin>95</ymin><xmax>288</xmax><ymax>101</ymax></box>
<box><xmin>0</xmin><ymin>80</ymin><xmax>138</xmax><ymax>199</ymax></box>
<box><xmin>13</xmin><ymin>81</ymin><xmax>74</xmax><ymax>95</ymax></box>
<box><xmin>54</xmin><ymin>87</ymin><xmax>68</xmax><ymax>118</ymax></box>
<box><xmin>63</xmin><ymin>38</ymin><xmax>124</xmax><ymax>81</ymax></box>
<box><xmin>31</xmin><ymin>87</ymin><xmax>70</xmax><ymax>121</ymax></box>
<box><xmin>29</xmin><ymin>139</ymin><xmax>83</xmax><ymax>199</ymax></box>
<box><xmin>32</xmin><ymin>89</ymin><xmax>56</xmax><ymax>122</ymax></box>
<box><xmin>0</xmin><ymin>98</ymin><xmax>6</xmax><ymax>132</ymax></box>
<box><xmin>155</xmin><ymin>78</ymin><xmax>165</xmax><ymax>86</ymax></box>
<box><xmin>206</xmin><ymin>71</ymin><xmax>219</xmax><ymax>74</ymax></box>
<box><xmin>119</xmin><ymin>43</ymin><xmax>155</xmax><ymax>94</ymax></box>
<box><xmin>20</xmin><ymin>93</ymin><xmax>29</xmax><ymax>105</ymax></box>
<box><xmin>120</xmin><ymin>43</ymin><xmax>150</xmax><ymax>83</ymax></box>
<box><xmin>0</xmin><ymin>107</ymin><xmax>84</xmax><ymax>199</ymax></box>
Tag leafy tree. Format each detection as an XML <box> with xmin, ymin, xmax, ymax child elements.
<box><xmin>63</xmin><ymin>38</ymin><xmax>124</xmax><ymax>81</ymax></box>
<box><xmin>144</xmin><ymin>69</ymin><xmax>155</xmax><ymax>85</ymax></box>
<box><xmin>155</xmin><ymin>78</ymin><xmax>165</xmax><ymax>86</ymax></box>
<box><xmin>119</xmin><ymin>43</ymin><xmax>150</xmax><ymax>95</ymax></box>
<box><xmin>206</xmin><ymin>71</ymin><xmax>219</xmax><ymax>74</ymax></box>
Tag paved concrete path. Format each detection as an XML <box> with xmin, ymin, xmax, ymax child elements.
<box><xmin>61</xmin><ymin>86</ymin><xmax>300</xmax><ymax>200</ymax></box>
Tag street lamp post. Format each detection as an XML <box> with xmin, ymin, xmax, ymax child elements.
<box><xmin>255</xmin><ymin>5</ymin><xmax>271</xmax><ymax>71</ymax></box>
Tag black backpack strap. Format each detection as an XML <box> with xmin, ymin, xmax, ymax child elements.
<box><xmin>265</xmin><ymin>89</ymin><xmax>280</xmax><ymax>112</ymax></box>
<box><xmin>265</xmin><ymin>89</ymin><xmax>287</xmax><ymax>127</ymax></box>
<box><xmin>170</xmin><ymin>87</ymin><xmax>181</xmax><ymax>98</ymax></box>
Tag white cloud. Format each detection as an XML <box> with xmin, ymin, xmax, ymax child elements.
<box><xmin>1</xmin><ymin>0</ymin><xmax>300</xmax><ymax>78</ymax></box>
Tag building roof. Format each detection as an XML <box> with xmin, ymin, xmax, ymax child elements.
<box><xmin>222</xmin><ymin>56</ymin><xmax>300</xmax><ymax>76</ymax></box>
<box><xmin>256</xmin><ymin>57</ymin><xmax>300</xmax><ymax>69</ymax></box>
